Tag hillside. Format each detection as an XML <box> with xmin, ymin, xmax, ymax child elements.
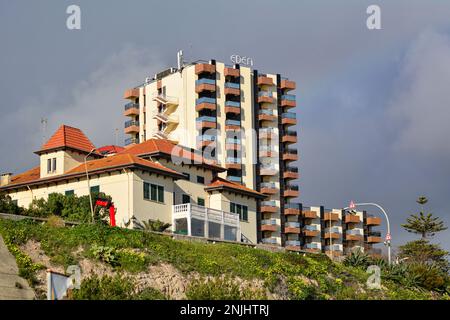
<box><xmin>0</xmin><ymin>218</ymin><xmax>446</xmax><ymax>300</ymax></box>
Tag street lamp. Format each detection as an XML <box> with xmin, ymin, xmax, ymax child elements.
<box><xmin>84</xmin><ymin>148</ymin><xmax>97</xmax><ymax>223</ymax></box>
<box><xmin>343</xmin><ymin>202</ymin><xmax>392</xmax><ymax>265</ymax></box>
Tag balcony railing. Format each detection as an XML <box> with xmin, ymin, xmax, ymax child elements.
<box><xmin>227</xmin><ymin>176</ymin><xmax>242</xmax><ymax>182</ymax></box>
<box><xmin>261</xmin><ymin>200</ymin><xmax>276</xmax><ymax>207</ymax></box>
<box><xmin>285</xmin><ymin>202</ymin><xmax>300</xmax><ymax>209</ymax></box>
<box><xmin>259</xmin><ymin>109</ymin><xmax>275</xmax><ymax>116</ymax></box>
<box><xmin>325</xmin><ymin>226</ymin><xmax>342</xmax><ymax>234</ymax></box>
<box><xmin>196</xmin><ymin>78</ymin><xmax>216</xmax><ymax>86</ymax></box>
<box><xmin>261</xmin><ymin>219</ymin><xmax>277</xmax><ymax>225</ymax></box>
<box><xmin>285</xmin><ymin>240</ymin><xmax>301</xmax><ymax>247</ymax></box>
<box><xmin>225</xmin><ymin>82</ymin><xmax>240</xmax><ymax>89</ymax></box>
<box><xmin>258</xmin><ymin>91</ymin><xmax>273</xmax><ymax>98</ymax></box>
<box><xmin>125</xmin><ymin>137</ymin><xmax>139</xmax><ymax>146</ymax></box>
<box><xmin>305</xmin><ymin>243</ymin><xmax>321</xmax><ymax>250</ymax></box>
<box><xmin>281</xmin><ymin>94</ymin><xmax>296</xmax><ymax>101</ymax></box>
<box><xmin>347</xmin><ymin>229</ymin><xmax>364</xmax><ymax>236</ymax></box>
<box><xmin>260</xmin><ymin>182</ymin><xmax>276</xmax><ymax>189</ymax></box>
<box><xmin>125</xmin><ymin>120</ymin><xmax>139</xmax><ymax>128</ymax></box>
<box><xmin>197</xmin><ymin>135</ymin><xmax>216</xmax><ymax>142</ymax></box>
<box><xmin>285</xmin><ymin>222</ymin><xmax>300</xmax><ymax>228</ymax></box>
<box><xmin>285</xmin><ymin>166</ymin><xmax>298</xmax><ymax>173</ymax></box>
<box><xmin>260</xmin><ymin>164</ymin><xmax>276</xmax><ymax>171</ymax></box>
<box><xmin>325</xmin><ymin>244</ymin><xmax>343</xmax><ymax>251</ymax></box>
<box><xmin>284</xmin><ymin>130</ymin><xmax>297</xmax><ymax>137</ymax></box>
<box><xmin>196</xmin><ymin>116</ymin><xmax>216</xmax><ymax>123</ymax></box>
<box><xmin>259</xmin><ymin>128</ymin><xmax>276</xmax><ymax>135</ymax></box>
<box><xmin>226</xmin><ymin>157</ymin><xmax>241</xmax><ymax>164</ymax></box>
<box><xmin>196</xmin><ymin>97</ymin><xmax>216</xmax><ymax>105</ymax></box>
<box><xmin>304</xmin><ymin>225</ymin><xmax>320</xmax><ymax>231</ymax></box>
<box><xmin>282</xmin><ymin>112</ymin><xmax>296</xmax><ymax>119</ymax></box>
<box><xmin>124</xmin><ymin>102</ymin><xmax>139</xmax><ymax>110</ymax></box>
<box><xmin>225</xmin><ymin>119</ymin><xmax>241</xmax><ymax>126</ymax></box>
<box><xmin>285</xmin><ymin>149</ymin><xmax>298</xmax><ymax>155</ymax></box>
<box><xmin>225</xmin><ymin>101</ymin><xmax>241</xmax><ymax>108</ymax></box>
<box><xmin>259</xmin><ymin>145</ymin><xmax>277</xmax><ymax>152</ymax></box>
<box><xmin>285</xmin><ymin>184</ymin><xmax>299</xmax><ymax>191</ymax></box>
<box><xmin>261</xmin><ymin>238</ymin><xmax>277</xmax><ymax>245</ymax></box>
<box><xmin>369</xmin><ymin>231</ymin><xmax>382</xmax><ymax>237</ymax></box>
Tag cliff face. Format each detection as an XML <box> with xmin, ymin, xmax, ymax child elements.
<box><xmin>0</xmin><ymin>219</ymin><xmax>445</xmax><ymax>300</ymax></box>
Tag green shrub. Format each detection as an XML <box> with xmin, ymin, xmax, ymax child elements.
<box><xmin>133</xmin><ymin>287</ymin><xmax>167</xmax><ymax>300</ymax></box>
<box><xmin>344</xmin><ymin>250</ymin><xmax>370</xmax><ymax>268</ymax></box>
<box><xmin>117</xmin><ymin>248</ymin><xmax>148</xmax><ymax>273</ymax></box>
<box><xmin>186</xmin><ymin>277</ymin><xmax>254</xmax><ymax>300</ymax></box>
<box><xmin>46</xmin><ymin>215</ymin><xmax>65</xmax><ymax>228</ymax></box>
<box><xmin>72</xmin><ymin>275</ymin><xmax>134</xmax><ymax>300</ymax></box>
<box><xmin>287</xmin><ymin>277</ymin><xmax>321</xmax><ymax>300</ymax></box>
<box><xmin>90</xmin><ymin>244</ymin><xmax>119</xmax><ymax>266</ymax></box>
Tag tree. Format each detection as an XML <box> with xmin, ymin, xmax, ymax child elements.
<box><xmin>0</xmin><ymin>192</ymin><xmax>23</xmax><ymax>215</ymax></box>
<box><xmin>401</xmin><ymin>196</ymin><xmax>447</xmax><ymax>239</ymax></box>
<box><xmin>135</xmin><ymin>219</ymin><xmax>171</xmax><ymax>232</ymax></box>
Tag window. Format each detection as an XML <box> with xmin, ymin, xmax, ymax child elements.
<box><xmin>47</xmin><ymin>159</ymin><xmax>51</xmax><ymax>173</ymax></box>
<box><xmin>65</xmin><ymin>190</ymin><xmax>74</xmax><ymax>196</ymax></box>
<box><xmin>52</xmin><ymin>158</ymin><xmax>57</xmax><ymax>172</ymax></box>
<box><xmin>196</xmin><ymin>176</ymin><xmax>205</xmax><ymax>184</ymax></box>
<box><xmin>144</xmin><ymin>182</ymin><xmax>164</xmax><ymax>203</ymax></box>
<box><xmin>197</xmin><ymin>197</ymin><xmax>205</xmax><ymax>207</ymax></box>
<box><xmin>183</xmin><ymin>172</ymin><xmax>190</xmax><ymax>180</ymax></box>
<box><xmin>230</xmin><ymin>202</ymin><xmax>248</xmax><ymax>221</ymax></box>
<box><xmin>90</xmin><ymin>186</ymin><xmax>100</xmax><ymax>194</ymax></box>
<box><xmin>182</xmin><ymin>194</ymin><xmax>190</xmax><ymax>204</ymax></box>
<box><xmin>143</xmin><ymin>182</ymin><xmax>150</xmax><ymax>200</ymax></box>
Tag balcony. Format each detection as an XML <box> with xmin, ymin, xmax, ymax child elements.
<box><xmin>282</xmin><ymin>130</ymin><xmax>297</xmax><ymax>144</ymax></box>
<box><xmin>280</xmin><ymin>79</ymin><xmax>296</xmax><ymax>91</ymax></box>
<box><xmin>224</xmin><ymin>82</ymin><xmax>240</xmax><ymax>96</ymax></box>
<box><xmin>224</xmin><ymin>101</ymin><xmax>241</xmax><ymax>114</ymax></box>
<box><xmin>302</xmin><ymin>210</ymin><xmax>318</xmax><ymax>219</ymax></box>
<box><xmin>153</xmin><ymin>93</ymin><xmax>179</xmax><ymax>106</ymax></box>
<box><xmin>172</xmin><ymin>203</ymin><xmax>240</xmax><ymax>241</ymax></box>
<box><xmin>260</xmin><ymin>182</ymin><xmax>277</xmax><ymax>195</ymax></box>
<box><xmin>283</xmin><ymin>166</ymin><xmax>299</xmax><ymax>179</ymax></box>
<box><xmin>259</xmin><ymin>128</ymin><xmax>277</xmax><ymax>139</ymax></box>
<box><xmin>257</xmin><ymin>75</ymin><xmax>274</xmax><ymax>86</ymax></box>
<box><xmin>345</xmin><ymin>214</ymin><xmax>361</xmax><ymax>224</ymax></box>
<box><xmin>258</xmin><ymin>91</ymin><xmax>275</xmax><ymax>104</ymax></box>
<box><xmin>124</xmin><ymin>102</ymin><xmax>139</xmax><ymax>116</ymax></box>
<box><xmin>325</xmin><ymin>227</ymin><xmax>342</xmax><ymax>239</ymax></box>
<box><xmin>123</xmin><ymin>88</ymin><xmax>139</xmax><ymax>100</ymax></box>
<box><xmin>282</xmin><ymin>149</ymin><xmax>298</xmax><ymax>161</ymax></box>
<box><xmin>261</xmin><ymin>219</ymin><xmax>277</xmax><ymax>232</ymax></box>
<box><xmin>284</xmin><ymin>185</ymin><xmax>299</xmax><ymax>198</ymax></box>
<box><xmin>281</xmin><ymin>94</ymin><xmax>296</xmax><ymax>109</ymax></box>
<box><xmin>258</xmin><ymin>109</ymin><xmax>277</xmax><ymax>122</ymax></box>
<box><xmin>224</xmin><ymin>67</ymin><xmax>240</xmax><ymax>78</ymax></box>
<box><xmin>260</xmin><ymin>164</ymin><xmax>277</xmax><ymax>176</ymax></box>
<box><xmin>285</xmin><ymin>222</ymin><xmax>301</xmax><ymax>234</ymax></box>
<box><xmin>261</xmin><ymin>201</ymin><xmax>277</xmax><ymax>213</ymax></box>
<box><xmin>195</xmin><ymin>63</ymin><xmax>216</xmax><ymax>74</ymax></box>
<box><xmin>284</xmin><ymin>202</ymin><xmax>300</xmax><ymax>215</ymax></box>
<box><xmin>259</xmin><ymin>145</ymin><xmax>276</xmax><ymax>158</ymax></box>
<box><xmin>285</xmin><ymin>240</ymin><xmax>301</xmax><ymax>251</ymax></box>
<box><xmin>281</xmin><ymin>112</ymin><xmax>297</xmax><ymax>125</ymax></box>
<box><xmin>195</xmin><ymin>97</ymin><xmax>216</xmax><ymax>112</ymax></box>
<box><xmin>324</xmin><ymin>212</ymin><xmax>340</xmax><ymax>221</ymax></box>
<box><xmin>125</xmin><ymin>137</ymin><xmax>139</xmax><ymax>146</ymax></box>
<box><xmin>195</xmin><ymin>78</ymin><xmax>216</xmax><ymax>93</ymax></box>
<box><xmin>225</xmin><ymin>142</ymin><xmax>241</xmax><ymax>151</ymax></box>
<box><xmin>304</xmin><ymin>242</ymin><xmax>321</xmax><ymax>252</ymax></box>
<box><xmin>124</xmin><ymin>120</ymin><xmax>139</xmax><ymax>134</ymax></box>
<box><xmin>325</xmin><ymin>244</ymin><xmax>344</xmax><ymax>256</ymax></box>
<box><xmin>367</xmin><ymin>216</ymin><xmax>381</xmax><ymax>226</ymax></box>
<box><xmin>346</xmin><ymin>229</ymin><xmax>364</xmax><ymax>241</ymax></box>
<box><xmin>303</xmin><ymin>225</ymin><xmax>320</xmax><ymax>237</ymax></box>
<box><xmin>197</xmin><ymin>135</ymin><xmax>216</xmax><ymax>148</ymax></box>
<box><xmin>196</xmin><ymin>116</ymin><xmax>216</xmax><ymax>130</ymax></box>
<box><xmin>367</xmin><ymin>231</ymin><xmax>382</xmax><ymax>243</ymax></box>
<box><xmin>225</xmin><ymin>119</ymin><xmax>241</xmax><ymax>130</ymax></box>
<box><xmin>225</xmin><ymin>157</ymin><xmax>241</xmax><ymax>170</ymax></box>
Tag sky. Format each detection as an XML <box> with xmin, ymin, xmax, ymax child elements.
<box><xmin>0</xmin><ymin>0</ymin><xmax>449</xmax><ymax>253</ymax></box>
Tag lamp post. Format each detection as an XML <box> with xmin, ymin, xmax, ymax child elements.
<box><xmin>84</xmin><ymin>148</ymin><xmax>97</xmax><ymax>223</ymax></box>
<box><xmin>343</xmin><ymin>202</ymin><xmax>391</xmax><ymax>265</ymax></box>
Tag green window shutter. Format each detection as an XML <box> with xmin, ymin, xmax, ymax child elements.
<box><xmin>90</xmin><ymin>186</ymin><xmax>99</xmax><ymax>194</ymax></box>
<box><xmin>65</xmin><ymin>190</ymin><xmax>74</xmax><ymax>196</ymax></box>
<box><xmin>157</xmin><ymin>185</ymin><xmax>164</xmax><ymax>203</ymax></box>
<box><xmin>230</xmin><ymin>203</ymin><xmax>236</xmax><ymax>213</ymax></box>
<box><xmin>236</xmin><ymin>205</ymin><xmax>242</xmax><ymax>220</ymax></box>
<box><xmin>197</xmin><ymin>197</ymin><xmax>205</xmax><ymax>206</ymax></box>
<box><xmin>242</xmin><ymin>206</ymin><xmax>248</xmax><ymax>221</ymax></box>
<box><xmin>151</xmin><ymin>184</ymin><xmax>157</xmax><ymax>201</ymax></box>
<box><xmin>143</xmin><ymin>182</ymin><xmax>150</xmax><ymax>200</ymax></box>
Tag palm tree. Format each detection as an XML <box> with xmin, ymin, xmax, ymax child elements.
<box><xmin>401</xmin><ymin>196</ymin><xmax>447</xmax><ymax>239</ymax></box>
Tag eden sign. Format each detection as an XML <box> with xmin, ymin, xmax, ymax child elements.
<box><xmin>230</xmin><ymin>54</ymin><xmax>254</xmax><ymax>67</ymax></box>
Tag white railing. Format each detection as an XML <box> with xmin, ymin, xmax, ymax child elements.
<box><xmin>347</xmin><ymin>228</ymin><xmax>364</xmax><ymax>236</ymax></box>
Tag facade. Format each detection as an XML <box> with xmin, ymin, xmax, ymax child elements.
<box><xmin>0</xmin><ymin>125</ymin><xmax>264</xmax><ymax>244</ymax></box>
<box><xmin>123</xmin><ymin>59</ymin><xmax>298</xmax><ymax>247</ymax></box>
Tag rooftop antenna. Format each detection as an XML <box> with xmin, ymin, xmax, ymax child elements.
<box><xmin>177</xmin><ymin>49</ymin><xmax>184</xmax><ymax>70</ymax></box>
<box><xmin>114</xmin><ymin>128</ymin><xmax>119</xmax><ymax>146</ymax></box>
<box><xmin>40</xmin><ymin>118</ymin><xmax>48</xmax><ymax>145</ymax></box>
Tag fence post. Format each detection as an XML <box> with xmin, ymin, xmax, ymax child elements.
<box><xmin>204</xmin><ymin>206</ymin><xmax>209</xmax><ymax>238</ymax></box>
<box><xmin>187</xmin><ymin>203</ymin><xmax>192</xmax><ymax>236</ymax></box>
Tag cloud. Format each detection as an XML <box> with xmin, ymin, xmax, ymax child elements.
<box><xmin>0</xmin><ymin>45</ymin><xmax>163</xmax><ymax>173</ymax></box>
<box><xmin>388</xmin><ymin>30</ymin><xmax>450</xmax><ymax>159</ymax></box>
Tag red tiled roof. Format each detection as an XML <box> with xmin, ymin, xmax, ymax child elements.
<box><xmin>1</xmin><ymin>154</ymin><xmax>184</xmax><ymax>190</ymax></box>
<box><xmin>36</xmin><ymin>125</ymin><xmax>97</xmax><ymax>154</ymax></box>
<box><xmin>205</xmin><ymin>177</ymin><xmax>266</xmax><ymax>199</ymax></box>
<box><xmin>121</xmin><ymin>139</ymin><xmax>225</xmax><ymax>172</ymax></box>
<box><xmin>97</xmin><ymin>145</ymin><xmax>125</xmax><ymax>155</ymax></box>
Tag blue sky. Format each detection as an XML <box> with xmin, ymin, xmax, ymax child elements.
<box><xmin>0</xmin><ymin>0</ymin><xmax>449</xmax><ymax>252</ymax></box>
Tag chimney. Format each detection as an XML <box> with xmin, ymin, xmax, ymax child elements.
<box><xmin>0</xmin><ymin>173</ymin><xmax>12</xmax><ymax>187</ymax></box>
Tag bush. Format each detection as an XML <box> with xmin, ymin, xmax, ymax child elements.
<box><xmin>134</xmin><ymin>287</ymin><xmax>167</xmax><ymax>300</ymax></box>
<box><xmin>343</xmin><ymin>250</ymin><xmax>370</xmax><ymax>268</ymax></box>
<box><xmin>186</xmin><ymin>277</ymin><xmax>262</xmax><ymax>300</ymax></box>
<box><xmin>0</xmin><ymin>192</ymin><xmax>24</xmax><ymax>214</ymax></box>
<box><xmin>72</xmin><ymin>275</ymin><xmax>134</xmax><ymax>300</ymax></box>
<box><xmin>46</xmin><ymin>215</ymin><xmax>65</xmax><ymax>228</ymax></box>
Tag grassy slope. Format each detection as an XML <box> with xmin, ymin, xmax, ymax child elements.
<box><xmin>0</xmin><ymin>218</ymin><xmax>442</xmax><ymax>300</ymax></box>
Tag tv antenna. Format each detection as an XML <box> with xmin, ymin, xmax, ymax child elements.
<box><xmin>41</xmin><ymin>118</ymin><xmax>48</xmax><ymax>145</ymax></box>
